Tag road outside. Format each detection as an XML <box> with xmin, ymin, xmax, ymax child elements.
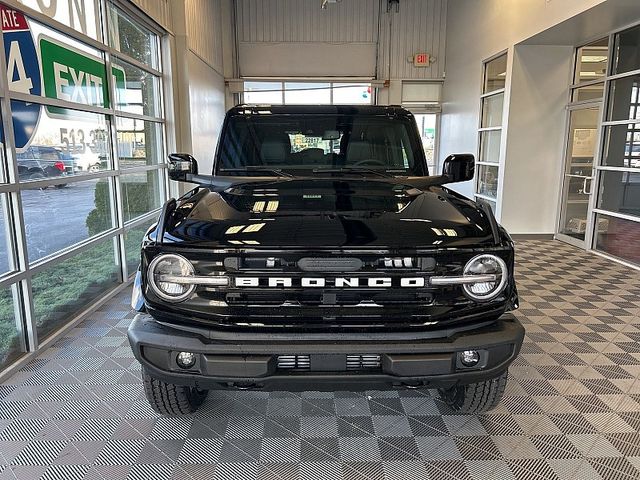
<box><xmin>21</xmin><ymin>179</ymin><xmax>103</xmax><ymax>263</ymax></box>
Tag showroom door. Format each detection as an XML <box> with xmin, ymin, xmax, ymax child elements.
<box><xmin>557</xmin><ymin>105</ymin><xmax>601</xmax><ymax>247</ymax></box>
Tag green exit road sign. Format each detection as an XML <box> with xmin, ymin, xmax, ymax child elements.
<box><xmin>39</xmin><ymin>35</ymin><xmax>125</xmax><ymax>112</ymax></box>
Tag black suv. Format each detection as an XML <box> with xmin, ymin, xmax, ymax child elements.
<box><xmin>128</xmin><ymin>105</ymin><xmax>524</xmax><ymax>415</ymax></box>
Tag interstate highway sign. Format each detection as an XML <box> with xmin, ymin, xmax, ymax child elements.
<box><xmin>39</xmin><ymin>36</ymin><xmax>126</xmax><ymax>114</ymax></box>
<box><xmin>2</xmin><ymin>4</ymin><xmax>42</xmax><ymax>149</ymax></box>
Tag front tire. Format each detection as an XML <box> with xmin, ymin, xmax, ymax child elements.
<box><xmin>142</xmin><ymin>368</ymin><xmax>208</xmax><ymax>415</ymax></box>
<box><xmin>438</xmin><ymin>370</ymin><xmax>508</xmax><ymax>414</ymax></box>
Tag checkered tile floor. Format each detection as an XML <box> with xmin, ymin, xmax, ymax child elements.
<box><xmin>1</xmin><ymin>240</ymin><xmax>639</xmax><ymax>480</ymax></box>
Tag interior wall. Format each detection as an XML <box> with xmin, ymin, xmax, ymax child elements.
<box><xmin>187</xmin><ymin>52</ymin><xmax>226</xmax><ymax>174</ymax></box>
<box><xmin>130</xmin><ymin>0</ymin><xmax>172</xmax><ymax>30</ymax></box>
<box><xmin>235</xmin><ymin>0</ymin><xmax>446</xmax><ymax>80</ymax></box>
<box><xmin>500</xmin><ymin>45</ymin><xmax>574</xmax><ymax>234</ymax></box>
<box><xmin>439</xmin><ymin>0</ymin><xmax>607</xmax><ymax>205</ymax></box>
<box><xmin>168</xmin><ymin>0</ymin><xmax>233</xmax><ymax>193</ymax></box>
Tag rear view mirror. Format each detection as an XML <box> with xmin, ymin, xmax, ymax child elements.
<box><xmin>323</xmin><ymin>130</ymin><xmax>340</xmax><ymax>140</ymax></box>
<box><xmin>168</xmin><ymin>153</ymin><xmax>198</xmax><ymax>182</ymax></box>
<box><xmin>441</xmin><ymin>154</ymin><xmax>475</xmax><ymax>183</ymax></box>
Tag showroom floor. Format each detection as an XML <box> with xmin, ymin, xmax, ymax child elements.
<box><xmin>0</xmin><ymin>240</ymin><xmax>639</xmax><ymax>480</ymax></box>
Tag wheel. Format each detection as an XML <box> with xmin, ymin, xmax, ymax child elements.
<box><xmin>438</xmin><ymin>370</ymin><xmax>508</xmax><ymax>414</ymax></box>
<box><xmin>89</xmin><ymin>163</ymin><xmax>100</xmax><ymax>173</ymax></box>
<box><xmin>28</xmin><ymin>171</ymin><xmax>49</xmax><ymax>189</ymax></box>
<box><xmin>28</xmin><ymin>171</ymin><xmax>46</xmax><ymax>181</ymax></box>
<box><xmin>142</xmin><ymin>368</ymin><xmax>208</xmax><ymax>415</ymax></box>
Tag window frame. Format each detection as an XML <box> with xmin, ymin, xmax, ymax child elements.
<box><xmin>0</xmin><ymin>0</ymin><xmax>170</xmax><ymax>372</ymax></box>
<box><xmin>475</xmin><ymin>51</ymin><xmax>508</xmax><ymax>217</ymax></box>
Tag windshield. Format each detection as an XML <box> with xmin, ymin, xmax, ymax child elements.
<box><xmin>215</xmin><ymin>114</ymin><xmax>428</xmax><ymax>176</ymax></box>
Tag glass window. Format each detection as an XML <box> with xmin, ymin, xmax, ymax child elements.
<box><xmin>15</xmin><ymin>106</ymin><xmax>110</xmax><ymax>180</ymax></box>
<box><xmin>0</xmin><ymin>195</ymin><xmax>15</xmax><ymax>276</ymax></box>
<box><xmin>414</xmin><ymin>114</ymin><xmax>437</xmax><ymax>174</ymax></box>
<box><xmin>477</xmin><ymin>164</ymin><xmax>499</xmax><ymax>199</ymax></box>
<box><xmin>0</xmin><ymin>284</ymin><xmax>26</xmax><ymax>371</ymax></box>
<box><xmin>475</xmin><ymin>197</ymin><xmax>497</xmax><ymax>213</ymax></box>
<box><xmin>18</xmin><ymin>0</ymin><xmax>100</xmax><ymax>40</ymax></box>
<box><xmin>107</xmin><ymin>3</ymin><xmax>159</xmax><ymax>68</ymax></box>
<box><xmin>21</xmin><ymin>177</ymin><xmax>115</xmax><ymax>263</ymax></box>
<box><xmin>121</xmin><ymin>170</ymin><xmax>163</xmax><ymax>223</ymax></box>
<box><xmin>284</xmin><ymin>83</ymin><xmax>331</xmax><ymax>104</ymax></box>
<box><xmin>244</xmin><ymin>82</ymin><xmax>283</xmax><ymax>104</ymax></box>
<box><xmin>116</xmin><ymin>118</ymin><xmax>163</xmax><ymax>168</ymax></box>
<box><xmin>481</xmin><ymin>94</ymin><xmax>503</xmax><ymax>127</ymax></box>
<box><xmin>594</xmin><ymin>213</ymin><xmax>640</xmax><ymax>264</ymax></box>
<box><xmin>113</xmin><ymin>59</ymin><xmax>162</xmax><ymax>117</ymax></box>
<box><xmin>216</xmin><ymin>113</ymin><xmax>426</xmax><ymax>176</ymax></box>
<box><xmin>571</xmin><ymin>83</ymin><xmax>605</xmax><ymax>102</ymax></box>
<box><xmin>332</xmin><ymin>84</ymin><xmax>372</xmax><ymax>104</ymax></box>
<box><xmin>6</xmin><ymin>18</ymin><xmax>108</xmax><ymax>107</ymax></box>
<box><xmin>601</xmin><ymin>123</ymin><xmax>640</xmax><ymax>169</ymax></box>
<box><xmin>32</xmin><ymin>238</ymin><xmax>121</xmax><ymax>341</ymax></box>
<box><xmin>479</xmin><ymin>130</ymin><xmax>501</xmax><ymax>164</ymax></box>
<box><xmin>574</xmin><ymin>38</ymin><xmax>609</xmax><ymax>84</ymax></box>
<box><xmin>125</xmin><ymin>223</ymin><xmax>152</xmax><ymax>275</ymax></box>
<box><xmin>612</xmin><ymin>25</ymin><xmax>640</xmax><ymax>75</ymax></box>
<box><xmin>607</xmin><ymin>75</ymin><xmax>640</xmax><ymax>121</ymax></box>
<box><xmin>483</xmin><ymin>54</ymin><xmax>507</xmax><ymax>93</ymax></box>
<box><xmin>597</xmin><ymin>170</ymin><xmax>640</xmax><ymax>218</ymax></box>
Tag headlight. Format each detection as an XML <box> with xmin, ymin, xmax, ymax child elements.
<box><xmin>462</xmin><ymin>254</ymin><xmax>508</xmax><ymax>301</ymax></box>
<box><xmin>148</xmin><ymin>254</ymin><xmax>196</xmax><ymax>302</ymax></box>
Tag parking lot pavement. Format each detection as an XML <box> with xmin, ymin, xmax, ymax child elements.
<box><xmin>16</xmin><ymin>179</ymin><xmax>100</xmax><ymax>263</ymax></box>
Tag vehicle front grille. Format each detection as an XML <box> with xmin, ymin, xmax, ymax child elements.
<box><xmin>225</xmin><ymin>290</ymin><xmax>433</xmax><ymax>306</ymax></box>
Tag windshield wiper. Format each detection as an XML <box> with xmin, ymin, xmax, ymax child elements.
<box><xmin>312</xmin><ymin>167</ymin><xmax>395</xmax><ymax>178</ymax></box>
<box><xmin>219</xmin><ymin>167</ymin><xmax>293</xmax><ymax>178</ymax></box>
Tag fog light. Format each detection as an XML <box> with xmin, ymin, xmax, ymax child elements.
<box><xmin>460</xmin><ymin>350</ymin><xmax>480</xmax><ymax>367</ymax></box>
<box><xmin>176</xmin><ymin>351</ymin><xmax>196</xmax><ymax>369</ymax></box>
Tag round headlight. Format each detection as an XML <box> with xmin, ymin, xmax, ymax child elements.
<box><xmin>148</xmin><ymin>254</ymin><xmax>196</xmax><ymax>302</ymax></box>
<box><xmin>463</xmin><ymin>254</ymin><xmax>508</xmax><ymax>301</ymax></box>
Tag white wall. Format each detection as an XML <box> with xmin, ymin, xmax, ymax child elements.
<box><xmin>439</xmin><ymin>0</ymin><xmax>608</xmax><ymax>215</ymax></box>
<box><xmin>500</xmin><ymin>45</ymin><xmax>573</xmax><ymax>234</ymax></box>
<box><xmin>187</xmin><ymin>53</ymin><xmax>226</xmax><ymax>174</ymax></box>
<box><xmin>131</xmin><ymin>0</ymin><xmax>172</xmax><ymax>29</ymax></box>
<box><xmin>167</xmin><ymin>0</ymin><xmax>234</xmax><ymax>193</ymax></box>
<box><xmin>235</xmin><ymin>0</ymin><xmax>447</xmax><ymax>80</ymax></box>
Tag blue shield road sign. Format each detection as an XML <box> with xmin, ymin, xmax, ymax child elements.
<box><xmin>2</xmin><ymin>5</ymin><xmax>42</xmax><ymax>149</ymax></box>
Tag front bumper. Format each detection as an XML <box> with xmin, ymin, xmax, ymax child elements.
<box><xmin>128</xmin><ymin>313</ymin><xmax>524</xmax><ymax>391</ymax></box>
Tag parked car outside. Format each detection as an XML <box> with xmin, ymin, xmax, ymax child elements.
<box><xmin>17</xmin><ymin>145</ymin><xmax>76</xmax><ymax>187</ymax></box>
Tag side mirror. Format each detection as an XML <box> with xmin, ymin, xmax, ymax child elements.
<box><xmin>168</xmin><ymin>153</ymin><xmax>198</xmax><ymax>182</ymax></box>
<box><xmin>441</xmin><ymin>153</ymin><xmax>475</xmax><ymax>183</ymax></box>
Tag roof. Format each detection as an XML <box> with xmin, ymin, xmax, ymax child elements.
<box><xmin>228</xmin><ymin>104</ymin><xmax>413</xmax><ymax>118</ymax></box>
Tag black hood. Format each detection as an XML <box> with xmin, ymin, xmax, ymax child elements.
<box><xmin>161</xmin><ymin>178</ymin><xmax>496</xmax><ymax>249</ymax></box>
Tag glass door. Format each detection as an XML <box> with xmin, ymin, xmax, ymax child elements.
<box><xmin>413</xmin><ymin>113</ymin><xmax>438</xmax><ymax>174</ymax></box>
<box><xmin>557</xmin><ymin>106</ymin><xmax>600</xmax><ymax>246</ymax></box>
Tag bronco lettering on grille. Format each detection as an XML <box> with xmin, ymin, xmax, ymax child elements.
<box><xmin>233</xmin><ymin>277</ymin><xmax>426</xmax><ymax>288</ymax></box>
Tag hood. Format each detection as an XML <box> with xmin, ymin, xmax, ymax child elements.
<box><xmin>162</xmin><ymin>178</ymin><xmax>496</xmax><ymax>249</ymax></box>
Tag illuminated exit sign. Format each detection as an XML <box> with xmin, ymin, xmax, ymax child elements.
<box><xmin>414</xmin><ymin>53</ymin><xmax>430</xmax><ymax>67</ymax></box>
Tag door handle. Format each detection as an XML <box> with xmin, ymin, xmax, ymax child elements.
<box><xmin>583</xmin><ymin>176</ymin><xmax>593</xmax><ymax>195</ymax></box>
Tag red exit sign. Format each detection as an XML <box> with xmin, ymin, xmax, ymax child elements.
<box><xmin>414</xmin><ymin>53</ymin><xmax>430</xmax><ymax>67</ymax></box>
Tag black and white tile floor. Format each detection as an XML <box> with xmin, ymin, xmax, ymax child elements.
<box><xmin>1</xmin><ymin>240</ymin><xmax>640</xmax><ymax>480</ymax></box>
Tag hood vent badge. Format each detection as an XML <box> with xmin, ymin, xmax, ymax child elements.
<box><xmin>298</xmin><ymin>257</ymin><xmax>363</xmax><ymax>272</ymax></box>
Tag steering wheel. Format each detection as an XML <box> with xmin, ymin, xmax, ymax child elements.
<box><xmin>351</xmin><ymin>158</ymin><xmax>387</xmax><ymax>167</ymax></box>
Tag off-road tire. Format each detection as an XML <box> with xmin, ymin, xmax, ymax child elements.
<box><xmin>438</xmin><ymin>370</ymin><xmax>508</xmax><ymax>414</ymax></box>
<box><xmin>142</xmin><ymin>368</ymin><xmax>208</xmax><ymax>415</ymax></box>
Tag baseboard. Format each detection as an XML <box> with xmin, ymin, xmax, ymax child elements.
<box><xmin>510</xmin><ymin>233</ymin><xmax>555</xmax><ymax>240</ymax></box>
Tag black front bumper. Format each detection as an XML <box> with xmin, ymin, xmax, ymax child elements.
<box><xmin>128</xmin><ymin>314</ymin><xmax>524</xmax><ymax>391</ymax></box>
